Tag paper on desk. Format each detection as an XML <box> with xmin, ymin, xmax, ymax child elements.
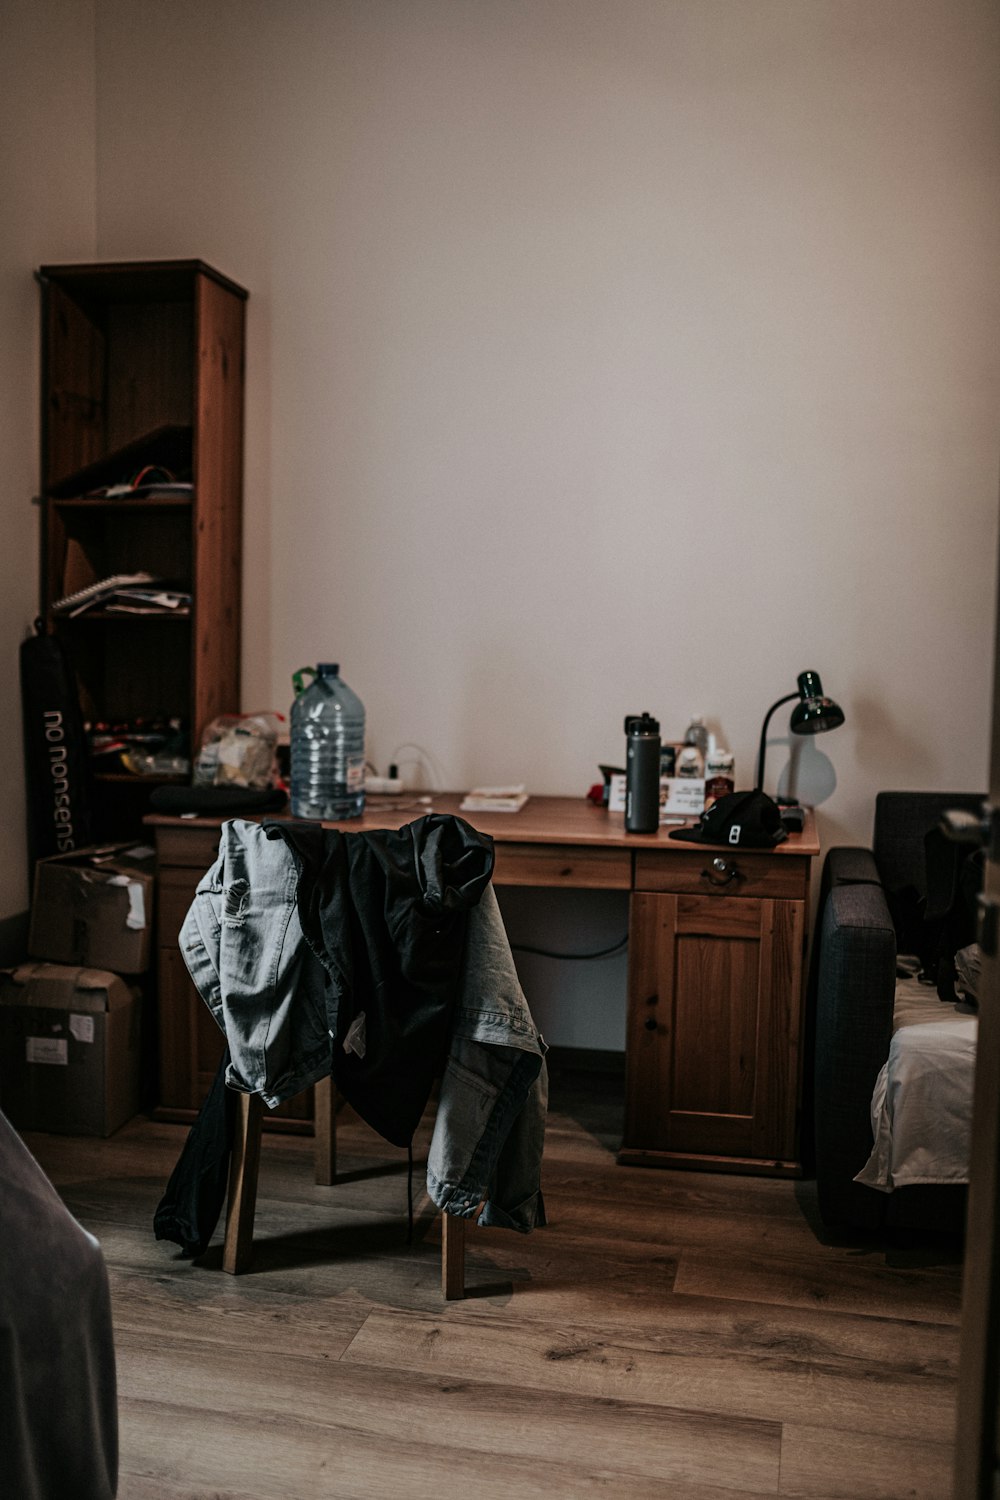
<box><xmin>460</xmin><ymin>784</ymin><xmax>528</xmax><ymax>813</ymax></box>
<box><xmin>607</xmin><ymin>773</ymin><xmax>704</xmax><ymax>821</ymax></box>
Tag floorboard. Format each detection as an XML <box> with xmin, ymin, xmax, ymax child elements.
<box><xmin>21</xmin><ymin>1067</ymin><xmax>962</xmax><ymax>1500</ymax></box>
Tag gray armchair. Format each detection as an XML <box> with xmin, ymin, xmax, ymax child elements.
<box><xmin>810</xmin><ymin>790</ymin><xmax>984</xmax><ymax>1232</ymax></box>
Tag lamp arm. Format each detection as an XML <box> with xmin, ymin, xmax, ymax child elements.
<box><xmin>755</xmin><ymin>692</ymin><xmax>798</xmax><ymax>793</ymax></box>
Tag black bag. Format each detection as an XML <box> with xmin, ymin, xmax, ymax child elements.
<box><xmin>921</xmin><ymin>825</ymin><xmax>984</xmax><ymax>1003</ymax></box>
<box><xmin>20</xmin><ymin>620</ymin><xmax>94</xmax><ymax>866</ymax></box>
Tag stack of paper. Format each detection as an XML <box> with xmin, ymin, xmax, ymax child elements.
<box><xmin>105</xmin><ymin>586</ymin><xmax>191</xmax><ymax>615</ymax></box>
<box><xmin>52</xmin><ymin>572</ymin><xmax>158</xmax><ymax>616</ymax></box>
<box><xmin>460</xmin><ymin>784</ymin><xmax>528</xmax><ymax>813</ymax></box>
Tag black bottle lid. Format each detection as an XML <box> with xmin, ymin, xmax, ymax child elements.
<box><xmin>624</xmin><ymin>712</ymin><xmax>660</xmax><ymax>736</ymax></box>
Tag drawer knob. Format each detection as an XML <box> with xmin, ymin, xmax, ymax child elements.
<box><xmin>644</xmin><ymin>1017</ymin><xmax>658</xmax><ymax>1032</ymax></box>
<box><xmin>701</xmin><ymin>857</ymin><xmax>740</xmax><ymax>889</ymax></box>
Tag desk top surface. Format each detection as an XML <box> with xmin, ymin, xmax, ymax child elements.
<box><xmin>146</xmin><ymin>792</ymin><xmax>820</xmax><ymax>858</ymax></box>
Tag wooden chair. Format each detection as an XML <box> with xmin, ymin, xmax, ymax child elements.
<box><xmin>221</xmin><ymin>1075</ymin><xmax>467</xmax><ymax>1298</ymax></box>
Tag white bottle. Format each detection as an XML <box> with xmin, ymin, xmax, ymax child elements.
<box><xmin>681</xmin><ymin>716</ymin><xmax>708</xmax><ymax>776</ymax></box>
<box><xmin>704</xmin><ymin>733</ymin><xmax>735</xmax><ymax>806</ymax></box>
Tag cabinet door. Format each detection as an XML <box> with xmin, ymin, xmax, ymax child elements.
<box><xmin>623</xmin><ymin>891</ymin><xmax>805</xmax><ymax>1168</ymax></box>
<box><xmin>157</xmin><ymin>944</ymin><xmax>208</xmax><ymax>1112</ymax></box>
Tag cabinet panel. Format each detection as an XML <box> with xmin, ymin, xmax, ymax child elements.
<box><xmin>156</xmin><ymin>944</ymin><xmax>312</xmax><ymax>1127</ymax></box>
<box><xmin>193</xmin><ymin>273</ymin><xmax>244</xmax><ymax>741</ymax></box>
<box><xmin>672</xmin><ymin>926</ymin><xmax>759</xmax><ymax>1117</ymax></box>
<box><xmin>158</xmin><ymin>864</ymin><xmax>202</xmax><ymax>945</ymax></box>
<box><xmin>105</xmin><ymin>300</ymin><xmax>193</xmax><ymax>450</ymax></box>
<box><xmin>158</xmin><ymin>944</ymin><xmax>201</xmax><ymax>1111</ymax></box>
<box><xmin>42</xmin><ymin>282</ymin><xmax>104</xmax><ymax>488</ymax></box>
<box><xmin>623</xmin><ymin>890</ymin><xmax>805</xmax><ymax>1171</ymax></box>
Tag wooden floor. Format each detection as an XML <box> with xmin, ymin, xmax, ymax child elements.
<box><xmin>25</xmin><ymin>1065</ymin><xmax>963</xmax><ymax>1500</ymax></box>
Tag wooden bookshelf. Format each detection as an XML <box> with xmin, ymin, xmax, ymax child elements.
<box><xmin>38</xmin><ymin>259</ymin><xmax>247</xmax><ymax>840</ymax></box>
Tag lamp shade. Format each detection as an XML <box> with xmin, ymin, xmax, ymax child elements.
<box><xmin>789</xmin><ymin>671</ymin><xmax>845</xmax><ymax>736</ymax></box>
<box><xmin>755</xmin><ymin>669</ymin><xmax>846</xmax><ymax>794</ymax></box>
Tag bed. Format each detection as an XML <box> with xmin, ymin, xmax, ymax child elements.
<box><xmin>853</xmin><ymin>967</ymin><xmax>977</xmax><ymax>1195</ymax></box>
<box><xmin>809</xmin><ymin>790</ymin><xmax>984</xmax><ymax>1233</ymax></box>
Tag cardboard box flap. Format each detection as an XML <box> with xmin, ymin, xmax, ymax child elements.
<box><xmin>38</xmin><ymin>842</ymin><xmax>155</xmax><ymax>877</ymax></box>
<box><xmin>0</xmin><ymin>963</ymin><xmax>134</xmax><ymax>1012</ymax></box>
<box><xmin>33</xmin><ymin>862</ymin><xmax>149</xmax><ymax>924</ymax></box>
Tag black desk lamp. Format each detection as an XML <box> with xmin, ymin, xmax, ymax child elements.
<box><xmin>755</xmin><ymin>670</ymin><xmax>845</xmax><ymax>798</ymax></box>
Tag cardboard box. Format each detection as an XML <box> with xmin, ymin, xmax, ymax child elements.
<box><xmin>0</xmin><ymin>963</ymin><xmax>141</xmax><ymax>1135</ymax></box>
<box><xmin>28</xmin><ymin>841</ymin><xmax>156</xmax><ymax>974</ymax></box>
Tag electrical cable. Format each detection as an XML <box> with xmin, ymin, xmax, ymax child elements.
<box><xmin>388</xmin><ymin>742</ymin><xmax>448</xmax><ymax>791</ymax></box>
<box><xmin>510</xmin><ymin>935</ymin><xmax>629</xmax><ymax>962</ymax></box>
<box><xmin>129</xmin><ymin>463</ymin><xmax>175</xmax><ymax>488</ymax></box>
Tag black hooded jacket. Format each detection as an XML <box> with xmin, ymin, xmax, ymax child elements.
<box><xmin>263</xmin><ymin>812</ymin><xmax>495</xmax><ymax>1146</ymax></box>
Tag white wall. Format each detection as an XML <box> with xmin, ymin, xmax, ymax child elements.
<box><xmin>0</xmin><ymin>0</ymin><xmax>98</xmax><ymax>922</ymax></box>
<box><xmin>86</xmin><ymin>0</ymin><xmax>1000</xmax><ymax>1043</ymax></box>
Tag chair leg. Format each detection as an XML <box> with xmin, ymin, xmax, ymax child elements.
<box><xmin>313</xmin><ymin>1074</ymin><xmax>337</xmax><ymax>1186</ymax></box>
<box><xmin>222</xmin><ymin>1081</ymin><xmax>462</xmax><ymax>1295</ymax></box>
<box><xmin>441</xmin><ymin>1212</ymin><xmax>466</xmax><ymax>1300</ymax></box>
<box><xmin>223</xmin><ymin>1092</ymin><xmax>264</xmax><ymax>1274</ymax></box>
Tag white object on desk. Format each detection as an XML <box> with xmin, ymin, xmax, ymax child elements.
<box><xmin>607</xmin><ymin>773</ymin><xmax>704</xmax><ymax>820</ymax></box>
<box><xmin>460</xmin><ymin>785</ymin><xmax>528</xmax><ymax>813</ymax></box>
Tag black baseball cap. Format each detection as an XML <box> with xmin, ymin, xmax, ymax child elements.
<box><xmin>668</xmin><ymin>789</ymin><xmax>788</xmax><ymax>848</ymax></box>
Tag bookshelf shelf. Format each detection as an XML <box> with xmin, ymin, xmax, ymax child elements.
<box><xmin>52</xmin><ymin>495</ymin><xmax>194</xmax><ymax>511</ymax></box>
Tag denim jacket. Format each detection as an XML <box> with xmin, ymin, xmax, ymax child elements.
<box><xmin>428</xmin><ymin>884</ymin><xmax>547</xmax><ymax>1232</ymax></box>
<box><xmin>179</xmin><ymin>818</ymin><xmax>546</xmax><ymax>1232</ymax></box>
<box><xmin>180</xmin><ymin>819</ymin><xmax>332</xmax><ymax>1107</ymax></box>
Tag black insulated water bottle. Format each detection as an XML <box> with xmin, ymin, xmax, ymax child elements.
<box><xmin>624</xmin><ymin>713</ymin><xmax>661</xmax><ymax>833</ymax></box>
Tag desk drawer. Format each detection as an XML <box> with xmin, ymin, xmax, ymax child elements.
<box><xmin>493</xmin><ymin>843</ymin><xmax>631</xmax><ymax>889</ymax></box>
<box><xmin>634</xmin><ymin>849</ymin><xmax>809</xmax><ymax>900</ymax></box>
<box><xmin>156</xmin><ymin>825</ymin><xmax>222</xmax><ymax>870</ymax></box>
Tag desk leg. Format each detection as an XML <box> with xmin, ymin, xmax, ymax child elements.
<box><xmin>223</xmin><ymin>1092</ymin><xmax>263</xmax><ymax>1275</ymax></box>
<box><xmin>442</xmin><ymin>1212</ymin><xmax>466</xmax><ymax>1300</ymax></box>
<box><xmin>313</xmin><ymin>1074</ymin><xmax>337</xmax><ymax>1185</ymax></box>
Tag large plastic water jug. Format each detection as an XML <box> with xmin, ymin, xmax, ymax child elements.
<box><xmin>289</xmin><ymin>663</ymin><xmax>366</xmax><ymax>819</ymax></box>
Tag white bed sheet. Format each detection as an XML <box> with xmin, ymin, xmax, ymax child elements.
<box><xmin>853</xmin><ymin>974</ymin><xmax>977</xmax><ymax>1193</ymax></box>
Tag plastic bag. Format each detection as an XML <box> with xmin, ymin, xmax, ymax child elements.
<box><xmin>193</xmin><ymin>712</ymin><xmax>283</xmax><ymax>790</ymax></box>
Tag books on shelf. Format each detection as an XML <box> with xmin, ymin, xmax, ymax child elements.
<box><xmin>460</xmin><ymin>784</ymin><xmax>529</xmax><ymax>813</ymax></box>
<box><xmin>52</xmin><ymin>572</ymin><xmax>158</xmax><ymax>616</ymax></box>
<box><xmin>52</xmin><ymin>574</ymin><xmax>192</xmax><ymax>618</ymax></box>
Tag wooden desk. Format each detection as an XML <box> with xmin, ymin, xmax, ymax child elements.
<box><xmin>146</xmin><ymin>796</ymin><xmax>820</xmax><ymax>1175</ymax></box>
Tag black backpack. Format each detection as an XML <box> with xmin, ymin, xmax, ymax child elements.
<box><xmin>20</xmin><ymin>620</ymin><xmax>94</xmax><ymax>867</ymax></box>
<box><xmin>921</xmin><ymin>824</ymin><xmax>984</xmax><ymax>1003</ymax></box>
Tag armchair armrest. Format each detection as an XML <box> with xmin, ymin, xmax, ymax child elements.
<box><xmin>813</xmin><ymin>870</ymin><xmax>897</xmax><ymax>1229</ymax></box>
<box><xmin>822</xmin><ymin>845</ymin><xmax>882</xmax><ymax>891</ymax></box>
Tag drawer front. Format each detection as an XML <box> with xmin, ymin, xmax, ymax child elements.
<box><xmin>634</xmin><ymin>849</ymin><xmax>808</xmax><ymax>900</ymax></box>
<box><xmin>493</xmin><ymin>842</ymin><xmax>632</xmax><ymax>889</ymax></box>
<box><xmin>156</xmin><ymin>825</ymin><xmax>223</xmax><ymax>870</ymax></box>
